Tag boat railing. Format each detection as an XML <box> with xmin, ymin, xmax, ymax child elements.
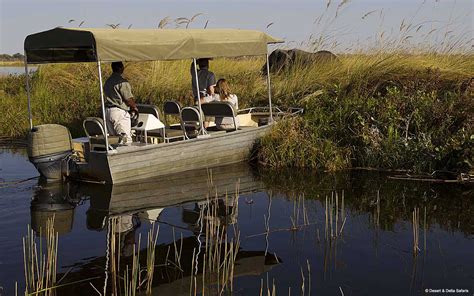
<box><xmin>238</xmin><ymin>106</ymin><xmax>304</xmax><ymax>116</ymax></box>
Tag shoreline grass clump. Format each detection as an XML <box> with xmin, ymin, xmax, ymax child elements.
<box><xmin>256</xmin><ymin>53</ymin><xmax>473</xmax><ymax>173</ymax></box>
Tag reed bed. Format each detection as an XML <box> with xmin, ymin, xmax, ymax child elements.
<box><xmin>15</xmin><ymin>178</ymin><xmax>447</xmax><ymax>295</ymax></box>
<box><xmin>189</xmin><ymin>193</ymin><xmax>241</xmax><ymax>295</ymax></box>
<box><xmin>103</xmin><ymin>193</ymin><xmax>242</xmax><ymax>295</ymax></box>
<box><xmin>325</xmin><ymin>191</ymin><xmax>346</xmax><ymax>240</ymax></box>
<box><xmin>299</xmin><ymin>260</ymin><xmax>312</xmax><ymax>296</ymax></box>
<box><xmin>145</xmin><ymin>224</ymin><xmax>159</xmax><ymax>295</ymax></box>
<box><xmin>290</xmin><ymin>194</ymin><xmax>310</xmax><ymax>230</ymax></box>
<box><xmin>412</xmin><ymin>207</ymin><xmax>420</xmax><ymax>255</ymax></box>
<box><xmin>22</xmin><ymin>217</ymin><xmax>58</xmax><ymax>296</ymax></box>
<box><xmin>259</xmin><ymin>277</ymin><xmax>276</xmax><ymax>296</ymax></box>
<box><xmin>105</xmin><ymin>216</ymin><xmax>159</xmax><ymax>296</ymax></box>
<box><xmin>1</xmin><ymin>1</ymin><xmax>473</xmax><ymax>173</ymax></box>
<box><xmin>123</xmin><ymin>234</ymin><xmax>140</xmax><ymax>296</ymax></box>
<box><xmin>1</xmin><ymin>51</ymin><xmax>472</xmax><ymax>173</ymax></box>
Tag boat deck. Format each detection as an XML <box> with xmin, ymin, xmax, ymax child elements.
<box><xmin>103</xmin><ymin>125</ymin><xmax>261</xmax><ymax>154</ymax></box>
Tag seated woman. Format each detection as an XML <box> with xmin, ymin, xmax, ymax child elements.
<box><xmin>201</xmin><ymin>78</ymin><xmax>240</xmax><ymax>130</ymax></box>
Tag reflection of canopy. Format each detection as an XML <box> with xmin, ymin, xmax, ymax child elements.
<box><xmin>24</xmin><ymin>27</ymin><xmax>283</xmax><ymax>64</ymax></box>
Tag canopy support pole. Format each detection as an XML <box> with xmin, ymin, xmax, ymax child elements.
<box><xmin>193</xmin><ymin>58</ymin><xmax>206</xmax><ymax>135</ymax></box>
<box><xmin>24</xmin><ymin>52</ymin><xmax>33</xmax><ymax>130</ymax></box>
<box><xmin>96</xmin><ymin>60</ymin><xmax>109</xmax><ymax>153</ymax></box>
<box><xmin>265</xmin><ymin>53</ymin><xmax>274</xmax><ymax>123</ymax></box>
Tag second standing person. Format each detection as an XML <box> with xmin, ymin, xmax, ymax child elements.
<box><xmin>191</xmin><ymin>58</ymin><xmax>216</xmax><ymax>102</ymax></box>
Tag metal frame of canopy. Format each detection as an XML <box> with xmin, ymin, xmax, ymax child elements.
<box><xmin>24</xmin><ymin>28</ymin><xmax>282</xmax><ymax>153</ymax></box>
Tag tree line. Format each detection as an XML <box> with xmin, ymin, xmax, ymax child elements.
<box><xmin>0</xmin><ymin>53</ymin><xmax>24</xmax><ymax>61</ymax></box>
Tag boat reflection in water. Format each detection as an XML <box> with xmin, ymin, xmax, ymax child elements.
<box><xmin>29</xmin><ymin>162</ymin><xmax>474</xmax><ymax>295</ymax></box>
<box><xmin>31</xmin><ymin>163</ymin><xmax>280</xmax><ymax>295</ymax></box>
<box><xmin>31</xmin><ymin>181</ymin><xmax>81</xmax><ymax>236</ymax></box>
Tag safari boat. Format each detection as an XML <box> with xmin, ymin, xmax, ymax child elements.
<box><xmin>23</xmin><ymin>28</ymin><xmax>300</xmax><ymax>184</ymax></box>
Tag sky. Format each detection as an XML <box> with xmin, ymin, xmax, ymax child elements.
<box><xmin>0</xmin><ymin>0</ymin><xmax>472</xmax><ymax>54</ymax></box>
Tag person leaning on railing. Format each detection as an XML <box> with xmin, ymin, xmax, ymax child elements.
<box><xmin>103</xmin><ymin>62</ymin><xmax>138</xmax><ymax>145</ymax></box>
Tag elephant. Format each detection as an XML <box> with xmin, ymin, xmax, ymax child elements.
<box><xmin>262</xmin><ymin>49</ymin><xmax>338</xmax><ymax>74</ymax></box>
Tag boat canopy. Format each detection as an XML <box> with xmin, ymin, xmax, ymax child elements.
<box><xmin>24</xmin><ymin>27</ymin><xmax>283</xmax><ymax>64</ymax></box>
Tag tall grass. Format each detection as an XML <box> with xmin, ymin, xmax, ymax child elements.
<box><xmin>412</xmin><ymin>207</ymin><xmax>420</xmax><ymax>256</ymax></box>
<box><xmin>188</xmin><ymin>193</ymin><xmax>241</xmax><ymax>295</ymax></box>
<box><xmin>146</xmin><ymin>223</ymin><xmax>159</xmax><ymax>295</ymax></box>
<box><xmin>0</xmin><ymin>60</ymin><xmax>23</xmax><ymax>66</ymax></box>
<box><xmin>1</xmin><ymin>52</ymin><xmax>472</xmax><ymax>172</ymax></box>
<box><xmin>101</xmin><ymin>192</ymin><xmax>241</xmax><ymax>295</ymax></box>
<box><xmin>256</xmin><ymin>53</ymin><xmax>473</xmax><ymax>173</ymax></box>
<box><xmin>22</xmin><ymin>217</ymin><xmax>58</xmax><ymax>296</ymax></box>
<box><xmin>123</xmin><ymin>234</ymin><xmax>140</xmax><ymax>296</ymax></box>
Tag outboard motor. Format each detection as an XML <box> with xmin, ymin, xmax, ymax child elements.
<box><xmin>27</xmin><ymin>124</ymin><xmax>73</xmax><ymax>181</ymax></box>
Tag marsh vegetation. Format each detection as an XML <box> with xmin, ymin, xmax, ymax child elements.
<box><xmin>0</xmin><ymin>1</ymin><xmax>472</xmax><ymax>174</ymax></box>
<box><xmin>1</xmin><ymin>52</ymin><xmax>472</xmax><ymax>173</ymax></box>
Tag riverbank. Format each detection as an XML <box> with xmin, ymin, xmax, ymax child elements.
<box><xmin>256</xmin><ymin>54</ymin><xmax>473</xmax><ymax>173</ymax></box>
<box><xmin>0</xmin><ymin>53</ymin><xmax>472</xmax><ymax>173</ymax></box>
<box><xmin>0</xmin><ymin>60</ymin><xmax>23</xmax><ymax>66</ymax></box>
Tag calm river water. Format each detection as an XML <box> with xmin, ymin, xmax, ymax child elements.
<box><xmin>0</xmin><ymin>148</ymin><xmax>472</xmax><ymax>295</ymax></box>
<box><xmin>0</xmin><ymin>66</ymin><xmax>37</xmax><ymax>76</ymax></box>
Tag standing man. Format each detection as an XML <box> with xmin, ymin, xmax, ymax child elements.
<box><xmin>104</xmin><ymin>62</ymin><xmax>138</xmax><ymax>145</ymax></box>
<box><xmin>191</xmin><ymin>58</ymin><xmax>216</xmax><ymax>102</ymax></box>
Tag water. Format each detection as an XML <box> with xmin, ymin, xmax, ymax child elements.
<box><xmin>0</xmin><ymin>66</ymin><xmax>37</xmax><ymax>76</ymax></box>
<box><xmin>0</xmin><ymin>148</ymin><xmax>473</xmax><ymax>295</ymax></box>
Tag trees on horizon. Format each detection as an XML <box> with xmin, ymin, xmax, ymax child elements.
<box><xmin>0</xmin><ymin>53</ymin><xmax>24</xmax><ymax>61</ymax></box>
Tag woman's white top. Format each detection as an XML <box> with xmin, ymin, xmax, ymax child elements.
<box><xmin>203</xmin><ymin>94</ymin><xmax>240</xmax><ymax>129</ymax></box>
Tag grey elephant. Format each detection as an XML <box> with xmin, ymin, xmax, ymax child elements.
<box><xmin>262</xmin><ymin>49</ymin><xmax>338</xmax><ymax>74</ymax></box>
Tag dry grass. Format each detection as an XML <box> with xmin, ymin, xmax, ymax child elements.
<box><xmin>146</xmin><ymin>223</ymin><xmax>159</xmax><ymax>295</ymax></box>
<box><xmin>188</xmin><ymin>193</ymin><xmax>241</xmax><ymax>295</ymax></box>
<box><xmin>103</xmin><ymin>192</ymin><xmax>241</xmax><ymax>295</ymax></box>
<box><xmin>1</xmin><ymin>2</ymin><xmax>472</xmax><ymax>172</ymax></box>
<box><xmin>412</xmin><ymin>207</ymin><xmax>420</xmax><ymax>255</ymax></box>
<box><xmin>1</xmin><ymin>53</ymin><xmax>472</xmax><ymax>139</ymax></box>
<box><xmin>325</xmin><ymin>191</ymin><xmax>346</xmax><ymax>241</ymax></box>
<box><xmin>22</xmin><ymin>217</ymin><xmax>58</xmax><ymax>296</ymax></box>
<box><xmin>0</xmin><ymin>53</ymin><xmax>472</xmax><ymax>173</ymax></box>
<box><xmin>0</xmin><ymin>61</ymin><xmax>23</xmax><ymax>66</ymax></box>
<box><xmin>257</xmin><ymin>53</ymin><xmax>473</xmax><ymax>172</ymax></box>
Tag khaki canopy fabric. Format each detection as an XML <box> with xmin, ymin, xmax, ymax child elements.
<box><xmin>24</xmin><ymin>27</ymin><xmax>283</xmax><ymax>64</ymax></box>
